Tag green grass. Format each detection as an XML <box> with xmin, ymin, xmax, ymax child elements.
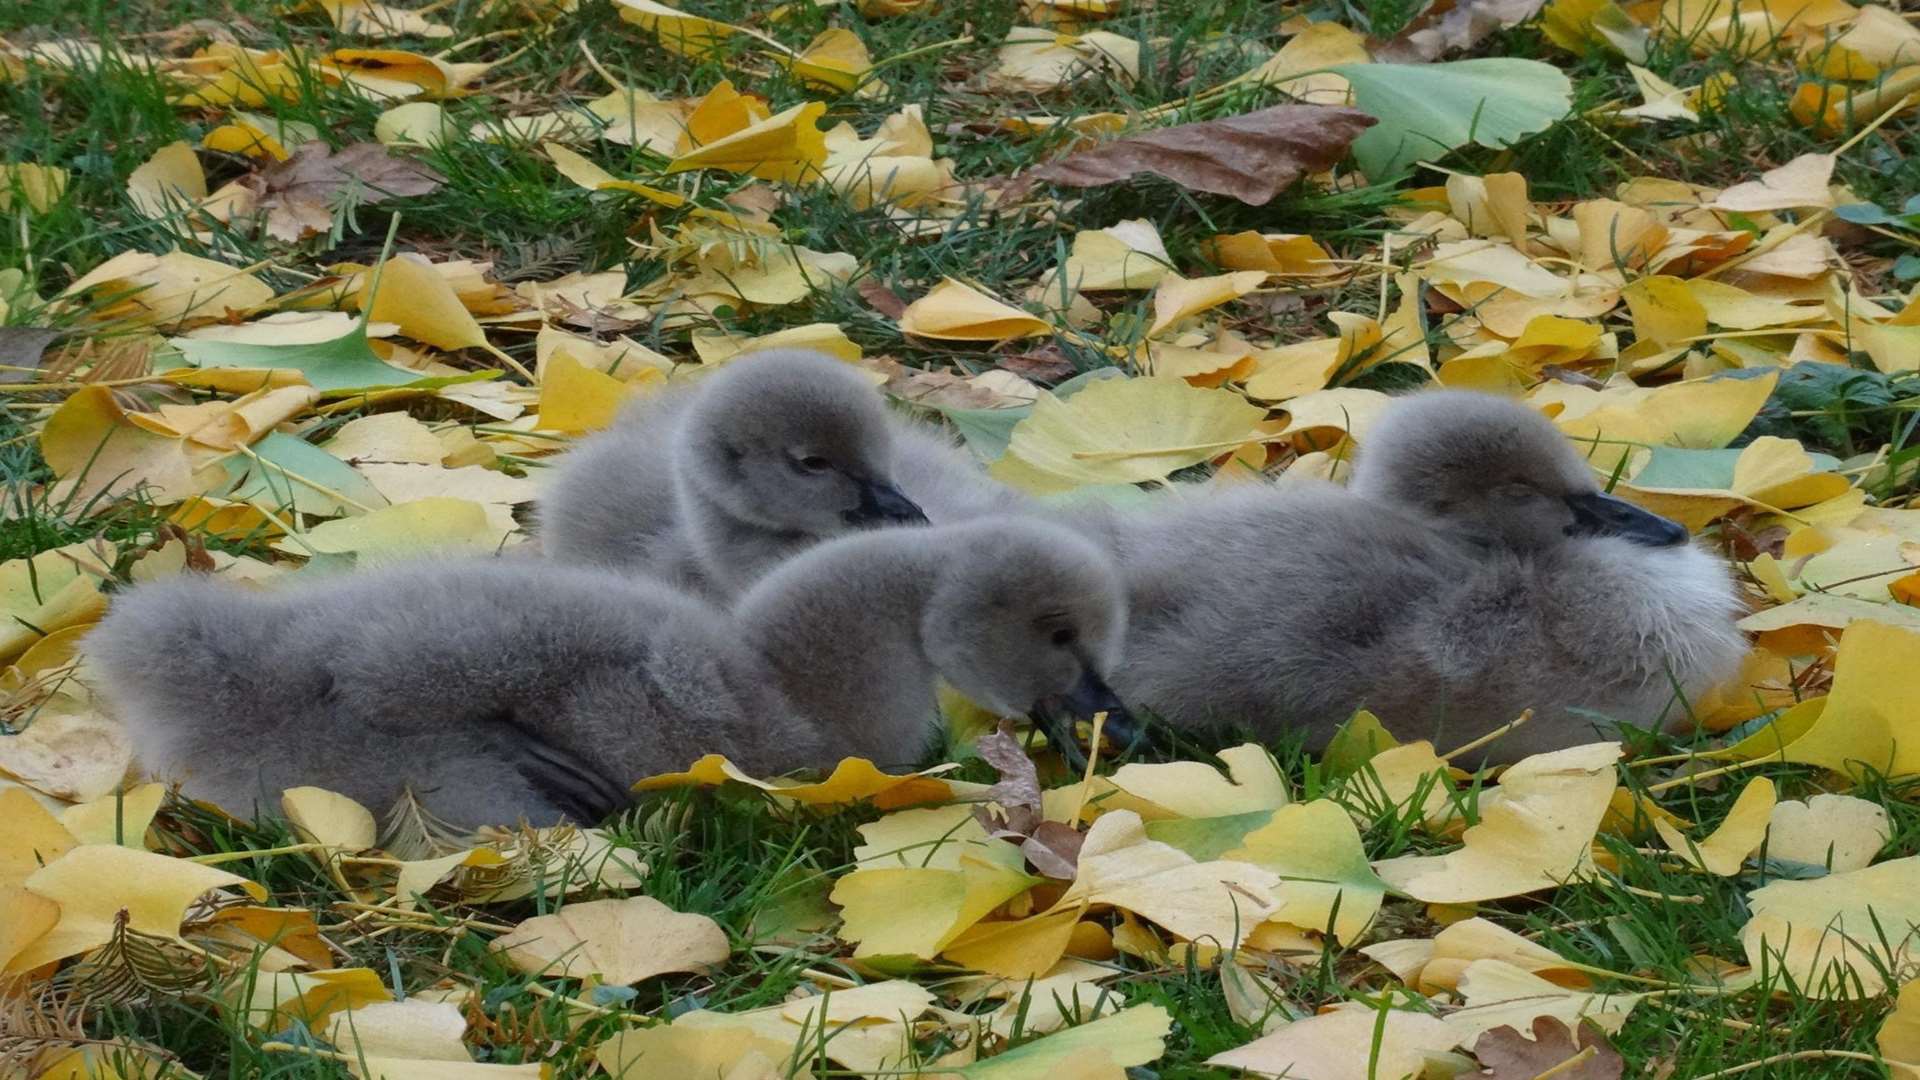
<box><xmin>7</xmin><ymin>0</ymin><xmax>1920</xmax><ymax>1076</ymax></box>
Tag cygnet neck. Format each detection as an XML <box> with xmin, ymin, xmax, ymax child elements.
<box><xmin>732</xmin><ymin>529</ymin><xmax>951</xmax><ymax>767</ymax></box>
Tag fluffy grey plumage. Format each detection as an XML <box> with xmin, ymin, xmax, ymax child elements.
<box><xmin>1098</xmin><ymin>390</ymin><xmax>1747</xmax><ymax>761</ymax></box>
<box><xmin>87</xmin><ymin>518</ymin><xmax>1124</xmax><ymax>826</ymax></box>
<box><xmin>537</xmin><ymin>350</ymin><xmax>1023</xmax><ymax>597</ymax></box>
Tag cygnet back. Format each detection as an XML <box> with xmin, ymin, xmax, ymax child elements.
<box><xmin>1103</xmin><ymin>390</ymin><xmax>1745</xmax><ymax>760</ymax></box>
<box><xmin>88</xmin><ymin>519</ymin><xmax>1130</xmax><ymax>826</ymax></box>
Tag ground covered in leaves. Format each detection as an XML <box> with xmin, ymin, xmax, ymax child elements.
<box><xmin>5</xmin><ymin>0</ymin><xmax>1920</xmax><ymax>1075</ymax></box>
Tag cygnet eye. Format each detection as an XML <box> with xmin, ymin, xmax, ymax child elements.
<box><xmin>1051</xmin><ymin>626</ymin><xmax>1078</xmax><ymax>647</ymax></box>
<box><xmin>790</xmin><ymin>453</ymin><xmax>834</xmax><ymax>475</ymax></box>
<box><xmin>1034</xmin><ymin>613</ymin><xmax>1077</xmax><ymax>648</ymax></box>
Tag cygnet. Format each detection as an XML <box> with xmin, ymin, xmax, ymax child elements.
<box><xmin>86</xmin><ymin>518</ymin><xmax>1129</xmax><ymax>827</ymax></box>
<box><xmin>1100</xmin><ymin>389</ymin><xmax>1747</xmax><ymax>761</ymax></box>
<box><xmin>537</xmin><ymin>350</ymin><xmax>1023</xmax><ymax>597</ymax></box>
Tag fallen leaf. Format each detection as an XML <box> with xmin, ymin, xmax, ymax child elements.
<box><xmin>59</xmin><ymin>783</ymin><xmax>166</xmax><ymax>848</ymax></box>
<box><xmin>1446</xmin><ymin>961</ymin><xmax>1643</xmax><ymax>1051</ymax></box>
<box><xmin>1227</xmin><ymin>800</ymin><xmax>1386</xmax><ymax>943</ymax></box>
<box><xmin>900</xmin><ymin>278</ymin><xmax>1053</xmax><ymax>341</ymax></box>
<box><xmin>1206</xmin><ymin>1003</ymin><xmax>1459</xmax><ymax>1079</ymax></box>
<box><xmin>1</xmin><ymin>786</ymin><xmax>78</xmax><ymax>888</ymax></box>
<box><xmin>1373</xmin><ymin>743</ymin><xmax>1620</xmax><ymax>902</ymax></box>
<box><xmin>490</xmin><ymin>895</ymin><xmax>729</xmax><ymax>984</ymax></box>
<box><xmin>1338</xmin><ymin>58</ymin><xmax>1572</xmax><ymax>180</ymax></box>
<box><xmin>1374</xmin><ymin>0</ymin><xmax>1550</xmax><ymax>63</ymax></box>
<box><xmin>1053</xmin><ymin>810</ymin><xmax>1281</xmax><ymax>945</ymax></box>
<box><xmin>933</xmin><ymin>1003</ymin><xmax>1172</xmax><ymax>1078</ymax></box>
<box><xmin>634</xmin><ymin>754</ymin><xmax>960</xmax><ymax>809</ymax></box>
<box><xmin>666</xmin><ymin>101</ymin><xmax>828</xmax><ymax>184</ymax></box>
<box><xmin>1710</xmin><ymin>152</ymin><xmax>1835</xmax><ymax>213</ymax></box>
<box><xmin>1766</xmin><ymin>794</ymin><xmax>1891</xmax><ymax>873</ymax></box>
<box><xmin>14</xmin><ymin>845</ymin><xmax>267</xmax><ymax>970</ymax></box>
<box><xmin>1023</xmin><ymin>104</ymin><xmax>1375</xmax><ymax>206</ymax></box>
<box><xmin>127</xmin><ymin>141</ymin><xmax>207</xmax><ymax>220</ymax></box>
<box><xmin>282</xmin><ymin>786</ymin><xmax>378</xmax><ymax>850</ymax></box>
<box><xmin>1652</xmin><ymin>776</ymin><xmax>1775</xmax><ymax>875</ymax></box>
<box><xmin>1470</xmin><ymin>1016</ymin><xmax>1625</xmax><ymax>1079</ymax></box>
<box><xmin>997</xmin><ymin>375</ymin><xmax>1270</xmax><ymax>489</ymax></box>
<box><xmin>1741</xmin><ymin>853</ymin><xmax>1920</xmax><ymax>998</ymax></box>
<box><xmin>1882</xmin><ymin>980</ymin><xmax>1920</xmax><ymax>1080</ymax></box>
<box><xmin>245</xmin><ymin>142</ymin><xmax>443</xmax><ymax>243</ymax></box>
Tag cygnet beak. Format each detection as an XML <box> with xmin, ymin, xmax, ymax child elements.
<box><xmin>1565</xmin><ymin>491</ymin><xmax>1689</xmax><ymax>547</ymax></box>
<box><xmin>843</xmin><ymin>478</ymin><xmax>928</xmax><ymax>526</ymax></box>
<box><xmin>1031</xmin><ymin>669</ymin><xmax>1142</xmax><ymax>771</ymax></box>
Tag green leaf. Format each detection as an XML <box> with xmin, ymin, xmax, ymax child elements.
<box><xmin>1629</xmin><ymin>446</ymin><xmax>1841</xmax><ymax>490</ymax></box>
<box><xmin>173</xmin><ymin>322</ymin><xmax>493</xmax><ymax>395</ymax></box>
<box><xmin>928</xmin><ymin>368</ymin><xmax>1124</xmax><ymax>463</ymax></box>
<box><xmin>1143</xmin><ymin>810</ymin><xmax>1278</xmax><ymax>860</ymax></box>
<box><xmin>1332</xmin><ymin>58</ymin><xmax>1573</xmax><ymax>180</ymax></box>
<box><xmin>215</xmin><ymin>431</ymin><xmax>389</xmax><ymax>517</ymax></box>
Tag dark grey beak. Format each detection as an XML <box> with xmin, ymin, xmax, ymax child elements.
<box><xmin>1565</xmin><ymin>491</ymin><xmax>1689</xmax><ymax>547</ymax></box>
<box><xmin>843</xmin><ymin>478</ymin><xmax>928</xmax><ymax>527</ymax></box>
<box><xmin>1031</xmin><ymin>669</ymin><xmax>1141</xmax><ymax>771</ymax></box>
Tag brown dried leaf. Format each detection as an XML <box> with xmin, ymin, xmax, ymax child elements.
<box><xmin>856</xmin><ymin>277</ymin><xmax>910</xmax><ymax>319</ymax></box>
<box><xmin>1473</xmin><ymin>1017</ymin><xmax>1625</xmax><ymax>1080</ymax></box>
<box><xmin>998</xmin><ymin>345</ymin><xmax>1078</xmax><ymax>383</ymax></box>
<box><xmin>978</xmin><ymin>720</ymin><xmax>1044</xmax><ymax>815</ymax></box>
<box><xmin>1373</xmin><ymin>0</ymin><xmax>1548</xmax><ymax>63</ymax></box>
<box><xmin>1021</xmin><ymin>820</ymin><xmax>1085</xmax><ymax>879</ymax></box>
<box><xmin>1018</xmin><ymin>105</ymin><xmax>1374</xmax><ymax>206</ymax></box>
<box><xmin>243</xmin><ymin>141</ymin><xmax>445</xmax><ymax>243</ymax></box>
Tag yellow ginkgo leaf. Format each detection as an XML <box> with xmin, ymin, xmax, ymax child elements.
<box><xmin>375</xmin><ymin>101</ymin><xmax>449</xmax><ymax>148</ymax></box>
<box><xmin>16</xmin><ymin>845</ymin><xmax>267</xmax><ymax>970</ymax></box>
<box><xmin>1397</xmin><ymin>916</ymin><xmax>1592</xmax><ymax>994</ymax></box>
<box><xmin>899</xmin><ymin>278</ymin><xmax>1052</xmax><ymax>341</ymax></box>
<box><xmin>665</xmin><ymin>101</ymin><xmax>828</xmax><ymax>184</ymax></box>
<box><xmin>59</xmin><ymin>783</ymin><xmax>167</xmax><ymax>849</ymax></box>
<box><xmin>318</xmin><ymin>48</ymin><xmax>491</xmax><ymax>100</ymax></box>
<box><xmin>236</xmin><ymin>968</ymin><xmax>395</xmax><ymax>1030</ymax></box>
<box><xmin>327</xmin><ymin>1000</ymin><xmax>471</xmax><ymax>1065</ymax></box>
<box><xmin>1108</xmin><ymin>744</ymin><xmax>1289</xmax><ymax>818</ymax></box>
<box><xmin>1444</xmin><ymin>960</ymin><xmax>1645</xmax><ymax>1050</ymax></box>
<box><xmin>1654</xmin><ymin>776</ymin><xmax>1776</xmax><ymax>876</ymax></box>
<box><xmin>1373</xmin><ymin>742</ymin><xmax>1621</xmax><ymax>903</ymax></box>
<box><xmin>544</xmin><ymin>143</ymin><xmax>689</xmax><ymax>205</ymax></box>
<box><xmin>491</xmin><ymin>896</ymin><xmax>729</xmax><ymax>984</ymax></box>
<box><xmin>276</xmin><ymin>497</ymin><xmax>508</xmax><ymax>561</ymax></box>
<box><xmin>941</xmin><ymin>906</ymin><xmax>1085</xmax><ymax>979</ymax></box>
<box><xmin>361</xmin><ymin>255</ymin><xmax>494</xmax><ymax>353</ymax></box>
<box><xmin>1</xmin><ymin>786</ymin><xmax>78</xmax><ymax>888</ymax></box>
<box><xmin>1883</xmin><ymin>980</ymin><xmax>1920</xmax><ymax>1079</ymax></box>
<box><xmin>203</xmin><ymin>111</ymin><xmax>320</xmax><ymax>159</ymax></box>
<box><xmin>1243</xmin><ymin>316</ymin><xmax>1385</xmax><ymax>403</ymax></box>
<box><xmin>993</xmin><ymin>27</ymin><xmax>1141</xmax><ymax>90</ymax></box>
<box><xmin>0</xmin><ymin>884</ymin><xmax>60</xmax><ymax>970</ymax></box>
<box><xmin>1622</xmin><ymin>274</ymin><xmax>1707</xmax><ymax>346</ymax></box>
<box><xmin>1146</xmin><ymin>271</ymin><xmax>1269</xmax><ymax>338</ymax></box>
<box><xmin>1052</xmin><ymin>219</ymin><xmax>1167</xmax><ymax>290</ymax></box>
<box><xmin>596</xmin><ymin>1024</ymin><xmax>795</xmax><ymax>1080</ymax></box>
<box><xmin>1245</xmin><ymin>20</ymin><xmax>1369</xmax><ymax>103</ymax></box>
<box><xmin>1206</xmin><ymin>1002</ymin><xmax>1458</xmax><ymax>1080</ymax></box>
<box><xmin>832</xmin><ymin>854</ymin><xmax>1038</xmax><ymax>959</ymax></box>
<box><xmin>1544</xmin><ymin>370</ymin><xmax>1780</xmax><ymax>475</ymax></box>
<box><xmin>1742</xmin><ymin>854</ymin><xmax>1920</xmax><ymax>999</ymax></box>
<box><xmin>308</xmin><ymin>0</ymin><xmax>454</xmax><ymax>39</ymax></box>
<box><xmin>61</xmin><ymin>248</ymin><xmax>275</xmax><ymax>328</ymax></box>
<box><xmin>944</xmin><ymin>1004</ymin><xmax>1171</xmax><ymax>1078</ymax></box>
<box><xmin>282</xmin><ymin>786</ymin><xmax>378</xmax><ymax>850</ymax></box>
<box><xmin>1052</xmin><ymin>810</ymin><xmax>1281</xmax><ymax>945</ymax></box>
<box><xmin>1767</xmin><ymin>794</ymin><xmax>1891</xmax><ymax>873</ymax></box>
<box><xmin>127</xmin><ymin>141</ymin><xmax>207</xmax><ymax>220</ymax></box>
<box><xmin>691</xmin><ymin>322</ymin><xmax>862</xmax><ymax>365</ymax></box>
<box><xmin>1000</xmin><ymin>376</ymin><xmax>1269</xmax><ymax>488</ymax></box>
<box><xmin>1227</xmin><ymin>800</ymin><xmax>1385</xmax><ymax>943</ymax></box>
<box><xmin>1750</xmin><ymin>620</ymin><xmax>1920</xmax><ymax>778</ymax></box>
<box><xmin>537</xmin><ymin>351</ymin><xmax>651</xmax><ymax>434</ymax></box>
<box><xmin>1711</xmin><ymin>152</ymin><xmax>1836</xmax><ymax>213</ymax></box>
<box><xmin>783</xmin><ymin>28</ymin><xmax>873</xmax><ymax>92</ymax></box>
<box><xmin>612</xmin><ymin>0</ymin><xmax>749</xmax><ymax>58</ymax></box>
<box><xmin>1202</xmin><ymin>230</ymin><xmax>1338</xmax><ymax>277</ymax></box>
<box><xmin>0</xmin><ymin>162</ymin><xmax>69</xmax><ymax>212</ymax></box>
<box><xmin>634</xmin><ymin>754</ymin><xmax>960</xmax><ymax>809</ymax></box>
<box><xmin>0</xmin><ymin>542</ymin><xmax>112</xmax><ymax>662</ymax></box>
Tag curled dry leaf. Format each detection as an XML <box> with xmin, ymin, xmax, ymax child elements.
<box><xmin>1018</xmin><ymin>104</ymin><xmax>1376</xmax><ymax>206</ymax></box>
<box><xmin>243</xmin><ymin>141</ymin><xmax>445</xmax><ymax>242</ymax></box>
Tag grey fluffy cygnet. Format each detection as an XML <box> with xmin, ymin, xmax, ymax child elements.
<box><xmin>86</xmin><ymin>518</ymin><xmax>1126</xmax><ymax>827</ymax></box>
<box><xmin>537</xmin><ymin>349</ymin><xmax>1023</xmax><ymax>597</ymax></box>
<box><xmin>1103</xmin><ymin>390</ymin><xmax>1747</xmax><ymax>762</ymax></box>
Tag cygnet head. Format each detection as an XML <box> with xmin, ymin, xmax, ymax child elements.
<box><xmin>677</xmin><ymin>350</ymin><xmax>927</xmax><ymax>536</ymax></box>
<box><xmin>1351</xmin><ymin>390</ymin><xmax>1689</xmax><ymax>551</ymax></box>
<box><xmin>922</xmin><ymin>519</ymin><xmax>1130</xmax><ymax>724</ymax></box>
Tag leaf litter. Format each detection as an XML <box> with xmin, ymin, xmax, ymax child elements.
<box><xmin>2</xmin><ymin>0</ymin><xmax>1920</xmax><ymax>1075</ymax></box>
